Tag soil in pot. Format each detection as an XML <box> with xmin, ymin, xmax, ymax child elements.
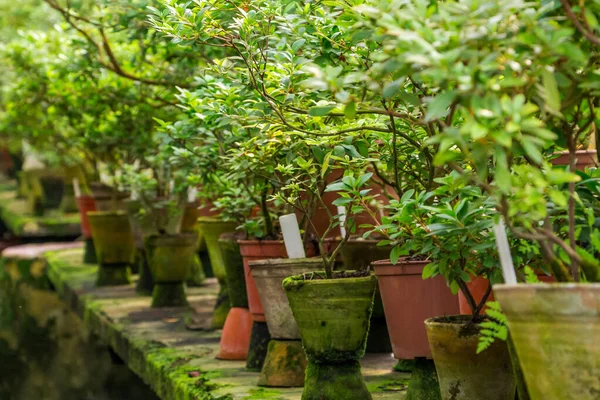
<box><xmin>283</xmin><ymin>272</ymin><xmax>377</xmax><ymax>400</ymax></box>
<box><xmin>340</xmin><ymin>239</ymin><xmax>393</xmax><ymax>354</ymax></box>
<box><xmin>196</xmin><ymin>218</ymin><xmax>238</xmax><ymax>328</ymax></box>
<box><xmin>145</xmin><ymin>233</ymin><xmax>198</xmax><ymax>308</ymax></box>
<box><xmin>425</xmin><ymin>315</ymin><xmax>515</xmax><ymax>400</ymax></box>
<box><xmin>372</xmin><ymin>259</ymin><xmax>460</xmax><ymax>359</ymax></box>
<box><xmin>495</xmin><ymin>283</ymin><xmax>600</xmax><ymax>400</ymax></box>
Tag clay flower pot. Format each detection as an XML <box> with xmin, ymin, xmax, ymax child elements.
<box><xmin>372</xmin><ymin>259</ymin><xmax>459</xmax><ymax>359</ymax></box>
<box><xmin>495</xmin><ymin>283</ymin><xmax>600</xmax><ymax>400</ymax></box>
<box><xmin>550</xmin><ymin>149</ymin><xmax>598</xmax><ymax>171</ymax></box>
<box><xmin>76</xmin><ymin>195</ymin><xmax>97</xmax><ymax>239</ymax></box>
<box><xmin>284</xmin><ymin>273</ymin><xmax>377</xmax><ymax>400</ymax></box>
<box><xmin>196</xmin><ymin>217</ymin><xmax>238</xmax><ymax>328</ymax></box>
<box><xmin>87</xmin><ymin>211</ymin><xmax>135</xmax><ymax>286</ymax></box>
<box><xmin>425</xmin><ymin>315</ymin><xmax>515</xmax><ymax>400</ymax></box>
<box><xmin>145</xmin><ymin>233</ymin><xmax>197</xmax><ymax>308</ymax></box>
<box><xmin>216</xmin><ymin>234</ymin><xmax>252</xmax><ymax>360</ymax></box>
<box><xmin>340</xmin><ymin>239</ymin><xmax>392</xmax><ymax>354</ymax></box>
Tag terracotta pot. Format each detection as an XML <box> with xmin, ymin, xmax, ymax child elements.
<box><xmin>283</xmin><ymin>273</ymin><xmax>377</xmax><ymax>399</ymax></box>
<box><xmin>87</xmin><ymin>211</ymin><xmax>135</xmax><ymax>265</ymax></box>
<box><xmin>145</xmin><ymin>233</ymin><xmax>197</xmax><ymax>283</ymax></box>
<box><xmin>495</xmin><ymin>283</ymin><xmax>600</xmax><ymax>400</ymax></box>
<box><xmin>458</xmin><ymin>274</ymin><xmax>555</xmax><ymax>315</ymax></box>
<box><xmin>372</xmin><ymin>259</ymin><xmax>460</xmax><ymax>359</ymax></box>
<box><xmin>217</xmin><ymin>307</ymin><xmax>253</xmax><ymax>360</ymax></box>
<box><xmin>76</xmin><ymin>196</ymin><xmax>97</xmax><ymax>239</ymax></box>
<box><xmin>550</xmin><ymin>149</ymin><xmax>598</xmax><ymax>171</ymax></box>
<box><xmin>425</xmin><ymin>315</ymin><xmax>515</xmax><ymax>400</ymax></box>
<box><xmin>249</xmin><ymin>258</ymin><xmax>322</xmax><ymax>339</ymax></box>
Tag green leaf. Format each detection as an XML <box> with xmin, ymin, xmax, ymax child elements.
<box><xmin>390</xmin><ymin>246</ymin><xmax>403</xmax><ymax>264</ymax></box>
<box><xmin>383</xmin><ymin>79</ymin><xmax>403</xmax><ymax>100</ymax></box>
<box><xmin>309</xmin><ymin>106</ymin><xmax>335</xmax><ymax>117</ymax></box>
<box><xmin>425</xmin><ymin>91</ymin><xmax>457</xmax><ymax>122</ymax></box>
<box><xmin>344</xmin><ymin>101</ymin><xmax>356</xmax><ymax>119</ymax></box>
<box><xmin>542</xmin><ymin>69</ymin><xmax>561</xmax><ymax>115</ymax></box>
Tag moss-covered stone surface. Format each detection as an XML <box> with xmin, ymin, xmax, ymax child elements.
<box><xmin>0</xmin><ymin>189</ymin><xmax>81</xmax><ymax>238</ymax></box>
<box><xmin>39</xmin><ymin>247</ymin><xmax>407</xmax><ymax>400</ymax></box>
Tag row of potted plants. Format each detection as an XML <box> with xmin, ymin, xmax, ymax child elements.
<box><xmin>2</xmin><ymin>0</ymin><xmax>600</xmax><ymax>399</ymax></box>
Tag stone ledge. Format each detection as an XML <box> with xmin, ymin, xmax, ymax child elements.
<box><xmin>0</xmin><ymin>190</ymin><xmax>81</xmax><ymax>238</ymax></box>
<box><xmin>43</xmin><ymin>247</ymin><xmax>408</xmax><ymax>400</ymax></box>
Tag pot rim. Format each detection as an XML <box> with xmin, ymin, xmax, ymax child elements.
<box><xmin>248</xmin><ymin>257</ymin><xmax>323</xmax><ymax>268</ymax></box>
<box><xmin>284</xmin><ymin>271</ymin><xmax>376</xmax><ymax>285</ymax></box>
<box><xmin>494</xmin><ymin>283</ymin><xmax>600</xmax><ymax>291</ymax></box>
<box><xmin>372</xmin><ymin>258</ymin><xmax>429</xmax><ymax>266</ymax></box>
<box><xmin>425</xmin><ymin>314</ymin><xmax>480</xmax><ymax>326</ymax></box>
<box><xmin>237</xmin><ymin>239</ymin><xmax>284</xmax><ymax>245</ymax></box>
<box><xmin>196</xmin><ymin>216</ymin><xmax>235</xmax><ymax>224</ymax></box>
<box><xmin>87</xmin><ymin>210</ymin><xmax>128</xmax><ymax>218</ymax></box>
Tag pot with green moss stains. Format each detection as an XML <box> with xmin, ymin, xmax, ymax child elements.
<box><xmin>146</xmin><ymin>233</ymin><xmax>198</xmax><ymax>307</ymax></box>
<box><xmin>340</xmin><ymin>239</ymin><xmax>392</xmax><ymax>354</ymax></box>
<box><xmin>283</xmin><ymin>272</ymin><xmax>377</xmax><ymax>400</ymax></box>
<box><xmin>196</xmin><ymin>217</ymin><xmax>238</xmax><ymax>328</ymax></box>
<box><xmin>88</xmin><ymin>211</ymin><xmax>135</xmax><ymax>265</ymax></box>
<box><xmin>425</xmin><ymin>315</ymin><xmax>515</xmax><ymax>400</ymax></box>
<box><xmin>495</xmin><ymin>284</ymin><xmax>600</xmax><ymax>400</ymax></box>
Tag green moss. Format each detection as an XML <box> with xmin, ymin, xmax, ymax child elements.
<box><xmin>258</xmin><ymin>339</ymin><xmax>307</xmax><ymax>387</ymax></box>
<box><xmin>303</xmin><ymin>361</ymin><xmax>372</xmax><ymax>400</ymax></box>
<box><xmin>218</xmin><ymin>237</ymin><xmax>248</xmax><ymax>308</ymax></box>
<box><xmin>83</xmin><ymin>238</ymin><xmax>97</xmax><ymax>264</ymax></box>
<box><xmin>243</xmin><ymin>388</ymin><xmax>284</xmax><ymax>399</ymax></box>
<box><xmin>97</xmin><ymin>265</ymin><xmax>132</xmax><ymax>286</ymax></box>
<box><xmin>151</xmin><ymin>283</ymin><xmax>188</xmax><ymax>308</ymax></box>
<box><xmin>210</xmin><ymin>285</ymin><xmax>231</xmax><ymax>329</ymax></box>
<box><xmin>246</xmin><ymin>321</ymin><xmax>271</xmax><ymax>372</ymax></box>
<box><xmin>393</xmin><ymin>359</ymin><xmax>416</xmax><ymax>373</ymax></box>
<box><xmin>366</xmin><ymin>378</ymin><xmax>409</xmax><ymax>393</ymax></box>
<box><xmin>405</xmin><ymin>358</ymin><xmax>441</xmax><ymax>400</ymax></box>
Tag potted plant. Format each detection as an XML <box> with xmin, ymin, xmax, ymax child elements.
<box><xmin>358</xmin><ymin>1</ymin><xmax>600</xmax><ymax>398</ymax></box>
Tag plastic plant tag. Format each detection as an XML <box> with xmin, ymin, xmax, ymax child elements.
<box><xmin>279</xmin><ymin>214</ymin><xmax>306</xmax><ymax>259</ymax></box>
<box><xmin>73</xmin><ymin>178</ymin><xmax>81</xmax><ymax>198</ymax></box>
<box><xmin>493</xmin><ymin>220</ymin><xmax>517</xmax><ymax>285</ymax></box>
<box><xmin>337</xmin><ymin>206</ymin><xmax>347</xmax><ymax>238</ymax></box>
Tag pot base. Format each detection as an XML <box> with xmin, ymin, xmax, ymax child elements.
<box><xmin>211</xmin><ymin>284</ymin><xmax>231</xmax><ymax>329</ymax></box>
<box><xmin>393</xmin><ymin>359</ymin><xmax>415</xmax><ymax>373</ymax></box>
<box><xmin>217</xmin><ymin>307</ymin><xmax>252</xmax><ymax>360</ymax></box>
<box><xmin>83</xmin><ymin>238</ymin><xmax>97</xmax><ymax>265</ymax></box>
<box><xmin>258</xmin><ymin>339</ymin><xmax>307</xmax><ymax>387</ymax></box>
<box><xmin>302</xmin><ymin>361</ymin><xmax>372</xmax><ymax>400</ymax></box>
<box><xmin>405</xmin><ymin>358</ymin><xmax>441</xmax><ymax>400</ymax></box>
<box><xmin>246</xmin><ymin>321</ymin><xmax>271</xmax><ymax>372</ymax></box>
<box><xmin>135</xmin><ymin>249</ymin><xmax>154</xmax><ymax>296</ymax></box>
<box><xmin>96</xmin><ymin>264</ymin><xmax>131</xmax><ymax>286</ymax></box>
<box><xmin>151</xmin><ymin>282</ymin><xmax>187</xmax><ymax>308</ymax></box>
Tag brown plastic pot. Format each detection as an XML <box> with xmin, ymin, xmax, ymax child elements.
<box><xmin>76</xmin><ymin>195</ymin><xmax>97</xmax><ymax>239</ymax></box>
<box><xmin>458</xmin><ymin>274</ymin><xmax>556</xmax><ymax>315</ymax></box>
<box><xmin>550</xmin><ymin>149</ymin><xmax>598</xmax><ymax>171</ymax></box>
<box><xmin>372</xmin><ymin>259</ymin><xmax>460</xmax><ymax>359</ymax></box>
<box><xmin>238</xmin><ymin>240</ymin><xmax>316</xmax><ymax>322</ymax></box>
<box><xmin>495</xmin><ymin>283</ymin><xmax>600</xmax><ymax>400</ymax></box>
<box><xmin>425</xmin><ymin>315</ymin><xmax>515</xmax><ymax>400</ymax></box>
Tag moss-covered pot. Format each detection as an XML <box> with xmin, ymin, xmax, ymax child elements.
<box><xmin>425</xmin><ymin>315</ymin><xmax>515</xmax><ymax>400</ymax></box>
<box><xmin>87</xmin><ymin>211</ymin><xmax>135</xmax><ymax>266</ymax></box>
<box><xmin>250</xmin><ymin>258</ymin><xmax>323</xmax><ymax>339</ymax></box>
<box><xmin>196</xmin><ymin>217</ymin><xmax>238</xmax><ymax>328</ymax></box>
<box><xmin>283</xmin><ymin>273</ymin><xmax>377</xmax><ymax>400</ymax></box>
<box><xmin>218</xmin><ymin>234</ymin><xmax>248</xmax><ymax>308</ymax></box>
<box><xmin>495</xmin><ymin>283</ymin><xmax>600</xmax><ymax>400</ymax></box>
<box><xmin>145</xmin><ymin>233</ymin><xmax>198</xmax><ymax>283</ymax></box>
<box><xmin>340</xmin><ymin>239</ymin><xmax>392</xmax><ymax>353</ymax></box>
